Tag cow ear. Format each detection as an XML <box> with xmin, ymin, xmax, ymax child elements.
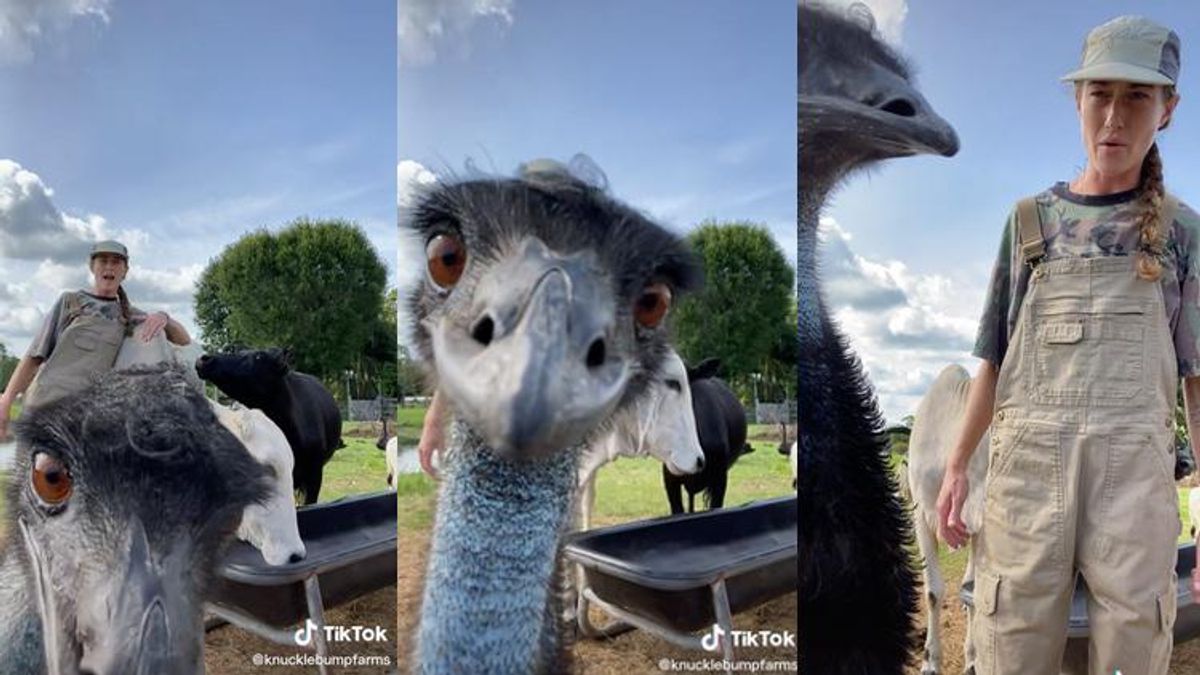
<box><xmin>687</xmin><ymin>358</ymin><xmax>722</xmax><ymax>382</ymax></box>
<box><xmin>281</xmin><ymin>347</ymin><xmax>295</xmax><ymax>368</ymax></box>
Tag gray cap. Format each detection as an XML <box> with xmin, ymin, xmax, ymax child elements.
<box><xmin>90</xmin><ymin>240</ymin><xmax>128</xmax><ymax>260</ymax></box>
<box><xmin>1061</xmin><ymin>16</ymin><xmax>1181</xmax><ymax>86</ymax></box>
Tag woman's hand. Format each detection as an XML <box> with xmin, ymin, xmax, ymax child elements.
<box><xmin>137</xmin><ymin>311</ymin><xmax>171</xmax><ymax>342</ymax></box>
<box><xmin>937</xmin><ymin>461</ymin><xmax>971</xmax><ymax>549</ymax></box>
<box><xmin>418</xmin><ymin>418</ymin><xmax>444</xmax><ymax>479</ymax></box>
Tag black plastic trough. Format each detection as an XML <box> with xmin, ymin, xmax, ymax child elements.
<box><xmin>563</xmin><ymin>495</ymin><xmax>797</xmax><ymax>637</ymax></box>
<box><xmin>205</xmin><ymin>489</ymin><xmax>397</xmax><ymax>656</ymax></box>
<box><xmin>960</xmin><ymin>543</ymin><xmax>1200</xmax><ymax>644</ymax></box>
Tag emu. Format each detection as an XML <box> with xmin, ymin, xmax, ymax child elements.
<box><xmin>0</xmin><ymin>365</ymin><xmax>268</xmax><ymax>674</ymax></box>
<box><xmin>406</xmin><ymin>159</ymin><xmax>700</xmax><ymax>674</ymax></box>
<box><xmin>798</xmin><ymin>3</ymin><xmax>959</xmax><ymax>673</ymax></box>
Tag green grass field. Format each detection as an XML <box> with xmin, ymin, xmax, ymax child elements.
<box><xmin>397</xmin><ymin>420</ymin><xmax>796</xmax><ymax>533</ymax></box>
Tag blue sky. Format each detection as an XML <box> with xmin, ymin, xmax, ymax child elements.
<box><xmin>397</xmin><ymin>0</ymin><xmax>796</xmax><ymax>350</ymax></box>
<box><xmin>816</xmin><ymin>0</ymin><xmax>1200</xmax><ymax>422</ymax></box>
<box><xmin>0</xmin><ymin>1</ymin><xmax>395</xmax><ymax>355</ymax></box>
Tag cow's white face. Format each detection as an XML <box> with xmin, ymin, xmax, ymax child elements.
<box><xmin>639</xmin><ymin>350</ymin><xmax>704</xmax><ymax>476</ymax></box>
<box><xmin>212</xmin><ymin>403</ymin><xmax>306</xmax><ymax>565</ymax></box>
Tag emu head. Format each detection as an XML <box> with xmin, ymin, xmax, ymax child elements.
<box><xmin>9</xmin><ymin>365</ymin><xmax>269</xmax><ymax>674</ymax></box>
<box><xmin>798</xmin><ymin>2</ymin><xmax>958</xmax><ymax>208</ymax></box>
<box><xmin>406</xmin><ymin>159</ymin><xmax>701</xmax><ymax>460</ymax></box>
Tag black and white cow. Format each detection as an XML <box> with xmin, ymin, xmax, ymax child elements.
<box><xmin>196</xmin><ymin>348</ymin><xmax>342</xmax><ymax>505</ymax></box>
<box><xmin>662</xmin><ymin>358</ymin><xmax>753</xmax><ymax>514</ymax></box>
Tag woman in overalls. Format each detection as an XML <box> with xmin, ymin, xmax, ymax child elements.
<box><xmin>936</xmin><ymin>16</ymin><xmax>1198</xmax><ymax>675</ymax></box>
<box><xmin>0</xmin><ymin>240</ymin><xmax>191</xmax><ymax>438</ymax></box>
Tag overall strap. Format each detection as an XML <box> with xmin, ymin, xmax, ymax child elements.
<box><xmin>63</xmin><ymin>291</ymin><xmax>85</xmax><ymax>324</ymax></box>
<box><xmin>1160</xmin><ymin>193</ymin><xmax>1180</xmax><ymax>238</ymax></box>
<box><xmin>1016</xmin><ymin>196</ymin><xmax>1045</xmax><ymax>267</ymax></box>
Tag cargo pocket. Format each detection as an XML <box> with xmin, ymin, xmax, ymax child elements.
<box><xmin>1151</xmin><ymin>582</ymin><xmax>1177</xmax><ymax>672</ymax></box>
<box><xmin>972</xmin><ymin>570</ymin><xmax>1000</xmax><ymax>674</ymax></box>
<box><xmin>1030</xmin><ymin>300</ymin><xmax>1147</xmax><ymax>405</ymax></box>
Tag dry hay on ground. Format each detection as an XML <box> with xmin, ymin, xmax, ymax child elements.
<box><xmin>204</xmin><ymin>586</ymin><xmax>397</xmax><ymax>674</ymax></box>
<box><xmin>397</xmin><ymin>526</ymin><xmax>796</xmax><ymax>674</ymax></box>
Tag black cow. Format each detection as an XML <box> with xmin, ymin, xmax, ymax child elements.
<box><xmin>663</xmin><ymin>358</ymin><xmax>753</xmax><ymax>514</ymax></box>
<box><xmin>196</xmin><ymin>348</ymin><xmax>342</xmax><ymax>505</ymax></box>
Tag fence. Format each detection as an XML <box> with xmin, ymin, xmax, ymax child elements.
<box><xmin>754</xmin><ymin>401</ymin><xmax>797</xmax><ymax>425</ymax></box>
<box><xmin>346</xmin><ymin>397</ymin><xmax>398</xmax><ymax>422</ymax></box>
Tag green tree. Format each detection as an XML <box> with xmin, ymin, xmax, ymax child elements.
<box><xmin>0</xmin><ymin>343</ymin><xmax>18</xmax><ymax>391</ymax></box>
<box><xmin>672</xmin><ymin>221</ymin><xmax>795</xmax><ymax>403</ymax></box>
<box><xmin>195</xmin><ymin>219</ymin><xmax>389</xmax><ymax>384</ymax></box>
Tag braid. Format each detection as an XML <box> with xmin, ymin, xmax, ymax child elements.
<box><xmin>1135</xmin><ymin>143</ymin><xmax>1167</xmax><ymax>281</ymax></box>
<box><xmin>116</xmin><ymin>285</ymin><xmax>132</xmax><ymax>325</ymax></box>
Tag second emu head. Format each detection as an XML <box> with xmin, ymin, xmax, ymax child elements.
<box><xmin>407</xmin><ymin>159</ymin><xmax>702</xmax><ymax>460</ymax></box>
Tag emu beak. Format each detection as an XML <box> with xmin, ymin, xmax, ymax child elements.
<box><xmin>75</xmin><ymin>518</ymin><xmax>203</xmax><ymax>675</ymax></box>
<box><xmin>799</xmin><ymin>40</ymin><xmax>959</xmax><ymax>160</ymax></box>
<box><xmin>432</xmin><ymin>237</ymin><xmax>628</xmax><ymax>459</ymax></box>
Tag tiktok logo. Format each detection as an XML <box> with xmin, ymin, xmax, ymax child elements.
<box><xmin>294</xmin><ymin>618</ymin><xmax>319</xmax><ymax>646</ymax></box>
<box><xmin>701</xmin><ymin>624</ymin><xmax>725</xmax><ymax>652</ymax></box>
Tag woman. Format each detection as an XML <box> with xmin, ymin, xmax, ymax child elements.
<box><xmin>936</xmin><ymin>16</ymin><xmax>1196</xmax><ymax>674</ymax></box>
<box><xmin>0</xmin><ymin>240</ymin><xmax>190</xmax><ymax>439</ymax></box>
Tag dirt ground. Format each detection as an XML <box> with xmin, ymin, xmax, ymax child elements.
<box><xmin>398</xmin><ymin>530</ymin><xmax>798</xmax><ymax>674</ymax></box>
<box><xmin>907</xmin><ymin>572</ymin><xmax>1200</xmax><ymax>674</ymax></box>
<box><xmin>205</xmin><ymin>586</ymin><xmax>398</xmax><ymax>674</ymax></box>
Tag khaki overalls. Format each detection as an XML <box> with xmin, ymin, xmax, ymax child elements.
<box><xmin>25</xmin><ymin>292</ymin><xmax>126</xmax><ymax>408</ymax></box>
<box><xmin>972</xmin><ymin>197</ymin><xmax>1182</xmax><ymax>675</ymax></box>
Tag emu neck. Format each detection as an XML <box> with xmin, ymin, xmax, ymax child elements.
<box><xmin>0</xmin><ymin>545</ymin><xmax>47</xmax><ymax>674</ymax></box>
<box><xmin>417</xmin><ymin>420</ymin><xmax>579</xmax><ymax>674</ymax></box>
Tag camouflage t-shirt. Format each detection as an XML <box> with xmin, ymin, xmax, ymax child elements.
<box><xmin>25</xmin><ymin>291</ymin><xmax>145</xmax><ymax>361</ymax></box>
<box><xmin>973</xmin><ymin>182</ymin><xmax>1200</xmax><ymax>378</ymax></box>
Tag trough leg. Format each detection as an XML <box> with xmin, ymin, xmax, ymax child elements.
<box><xmin>914</xmin><ymin>517</ymin><xmax>944</xmax><ymax>674</ymax></box>
<box><xmin>711</xmin><ymin>578</ymin><xmax>735</xmax><ymax>675</ymax></box>
<box><xmin>304</xmin><ymin>575</ymin><xmax>330</xmax><ymax>675</ymax></box>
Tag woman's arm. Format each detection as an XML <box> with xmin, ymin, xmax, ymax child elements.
<box><xmin>936</xmin><ymin>359</ymin><xmax>999</xmax><ymax>548</ymax></box>
<box><xmin>1183</xmin><ymin>376</ymin><xmax>1200</xmax><ymax>472</ymax></box>
<box><xmin>162</xmin><ymin>315</ymin><xmax>191</xmax><ymax>346</ymax></box>
<box><xmin>1185</xmin><ymin>376</ymin><xmax>1200</xmax><ymax>602</ymax></box>
<box><xmin>136</xmin><ymin>310</ymin><xmax>191</xmax><ymax>345</ymax></box>
<box><xmin>0</xmin><ymin>355</ymin><xmax>42</xmax><ymax>440</ymax></box>
<box><xmin>419</xmin><ymin>389</ymin><xmax>446</xmax><ymax>478</ymax></box>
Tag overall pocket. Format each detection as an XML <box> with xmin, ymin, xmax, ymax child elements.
<box><xmin>1028</xmin><ymin>298</ymin><xmax>1147</xmax><ymax>405</ymax></box>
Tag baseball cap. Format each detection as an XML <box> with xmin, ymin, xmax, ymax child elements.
<box><xmin>90</xmin><ymin>240</ymin><xmax>128</xmax><ymax>260</ymax></box>
<box><xmin>1061</xmin><ymin>16</ymin><xmax>1181</xmax><ymax>86</ymax></box>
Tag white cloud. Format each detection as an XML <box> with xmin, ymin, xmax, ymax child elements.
<box><xmin>397</xmin><ymin>159</ymin><xmax>438</xmax><ymax>209</ymax></box>
<box><xmin>124</xmin><ymin>264</ymin><xmax>204</xmax><ymax>304</ymax></box>
<box><xmin>0</xmin><ymin>0</ymin><xmax>111</xmax><ymax>65</ymax></box>
<box><xmin>819</xmin><ymin>217</ymin><xmax>984</xmax><ymax>422</ymax></box>
<box><xmin>398</xmin><ymin>0</ymin><xmax>514</xmax><ymax>67</ymax></box>
<box><xmin>811</xmin><ymin>0</ymin><xmax>907</xmax><ymax>46</ymax></box>
<box><xmin>0</xmin><ymin>159</ymin><xmax>147</xmax><ymax>262</ymax></box>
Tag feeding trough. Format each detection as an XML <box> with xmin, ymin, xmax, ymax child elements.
<box><xmin>564</xmin><ymin>495</ymin><xmax>797</xmax><ymax>664</ymax></box>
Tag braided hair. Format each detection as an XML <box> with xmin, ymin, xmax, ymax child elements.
<box><xmin>1134</xmin><ymin>84</ymin><xmax>1178</xmax><ymax>282</ymax></box>
<box><xmin>1134</xmin><ymin>142</ymin><xmax>1167</xmax><ymax>281</ymax></box>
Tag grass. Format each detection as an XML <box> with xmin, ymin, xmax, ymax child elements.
<box><xmin>397</xmin><ymin>431</ymin><xmax>796</xmax><ymax>534</ymax></box>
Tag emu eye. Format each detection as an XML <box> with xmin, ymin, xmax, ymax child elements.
<box><xmin>426</xmin><ymin>234</ymin><xmax>467</xmax><ymax>290</ymax></box>
<box><xmin>31</xmin><ymin>453</ymin><xmax>72</xmax><ymax>507</ymax></box>
<box><xmin>634</xmin><ymin>283</ymin><xmax>672</xmax><ymax>328</ymax></box>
